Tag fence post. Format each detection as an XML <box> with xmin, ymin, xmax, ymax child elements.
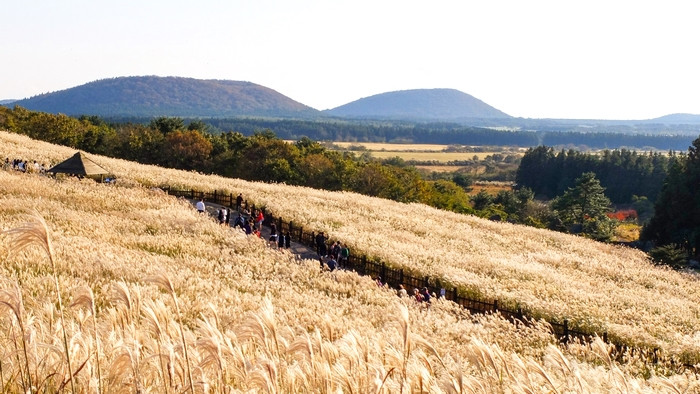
<box><xmin>563</xmin><ymin>319</ymin><xmax>569</xmax><ymax>344</ymax></box>
<box><xmin>423</xmin><ymin>276</ymin><xmax>430</xmax><ymax>288</ymax></box>
<box><xmin>191</xmin><ymin>189</ymin><xmax>195</xmax><ymax>199</ymax></box>
<box><xmin>452</xmin><ymin>287</ymin><xmax>458</xmax><ymax>301</ymax></box>
<box><xmin>493</xmin><ymin>299</ymin><xmax>498</xmax><ymax>312</ymax></box>
<box><xmin>214</xmin><ymin>190</ymin><xmax>217</xmax><ymax>203</ymax></box>
<box><xmin>361</xmin><ymin>255</ymin><xmax>367</xmax><ymax>276</ymax></box>
<box><xmin>603</xmin><ymin>332</ymin><xmax>608</xmax><ymax>343</ymax></box>
<box><xmin>381</xmin><ymin>262</ymin><xmax>387</xmax><ymax>282</ymax></box>
<box><xmin>399</xmin><ymin>269</ymin><xmax>404</xmax><ymax>284</ymax></box>
<box><xmin>299</xmin><ymin>227</ymin><xmax>304</xmax><ymax>243</ymax></box>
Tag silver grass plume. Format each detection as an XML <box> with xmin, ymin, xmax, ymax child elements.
<box><xmin>147</xmin><ymin>271</ymin><xmax>194</xmax><ymax>393</ymax></box>
<box><xmin>2</xmin><ymin>213</ymin><xmax>75</xmax><ymax>394</ymax></box>
<box><xmin>71</xmin><ymin>285</ymin><xmax>102</xmax><ymax>394</ymax></box>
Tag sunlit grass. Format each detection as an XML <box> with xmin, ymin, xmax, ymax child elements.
<box><xmin>0</xmin><ymin>131</ymin><xmax>699</xmax><ymax>392</ymax></box>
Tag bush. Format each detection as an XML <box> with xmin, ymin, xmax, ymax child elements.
<box><xmin>649</xmin><ymin>244</ymin><xmax>689</xmax><ymax>268</ymax></box>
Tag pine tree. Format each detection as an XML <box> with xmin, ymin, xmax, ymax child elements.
<box><xmin>551</xmin><ymin>172</ymin><xmax>614</xmax><ymax>240</ymax></box>
<box><xmin>643</xmin><ymin>135</ymin><xmax>700</xmax><ymax>260</ymax></box>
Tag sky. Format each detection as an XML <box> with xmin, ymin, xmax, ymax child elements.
<box><xmin>2</xmin><ymin>0</ymin><xmax>699</xmax><ymax>120</ymax></box>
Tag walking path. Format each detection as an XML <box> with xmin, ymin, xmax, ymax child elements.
<box><xmin>195</xmin><ymin>200</ymin><xmax>319</xmax><ymax>261</ymax></box>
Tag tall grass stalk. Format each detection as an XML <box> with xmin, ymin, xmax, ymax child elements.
<box><xmin>3</xmin><ymin>213</ymin><xmax>75</xmax><ymax>394</ymax></box>
<box><xmin>0</xmin><ymin>286</ymin><xmax>30</xmax><ymax>392</ymax></box>
<box><xmin>148</xmin><ymin>272</ymin><xmax>194</xmax><ymax>393</ymax></box>
<box><xmin>71</xmin><ymin>285</ymin><xmax>102</xmax><ymax>394</ymax></box>
<box><xmin>143</xmin><ymin>301</ymin><xmax>170</xmax><ymax>394</ymax></box>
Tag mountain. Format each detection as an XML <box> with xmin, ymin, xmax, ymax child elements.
<box><xmin>647</xmin><ymin>113</ymin><xmax>700</xmax><ymax>125</ymax></box>
<box><xmin>8</xmin><ymin>76</ymin><xmax>321</xmax><ymax>118</ymax></box>
<box><xmin>0</xmin><ymin>99</ymin><xmax>16</xmax><ymax>105</ymax></box>
<box><xmin>325</xmin><ymin>88</ymin><xmax>511</xmax><ymax>120</ymax></box>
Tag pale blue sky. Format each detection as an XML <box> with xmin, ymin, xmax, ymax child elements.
<box><xmin>2</xmin><ymin>0</ymin><xmax>699</xmax><ymax>119</ymax></box>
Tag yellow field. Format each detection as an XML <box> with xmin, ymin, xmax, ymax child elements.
<box><xmin>367</xmin><ymin>150</ymin><xmax>479</xmax><ymax>162</ymax></box>
<box><xmin>332</xmin><ymin>142</ymin><xmax>449</xmax><ymax>151</ymax></box>
<box><xmin>415</xmin><ymin>165</ymin><xmax>466</xmax><ymax>172</ymax></box>
<box><xmin>1</xmin><ymin>131</ymin><xmax>699</xmax><ymax>392</ymax></box>
<box><xmin>469</xmin><ymin>182</ymin><xmax>514</xmax><ymax>196</ymax></box>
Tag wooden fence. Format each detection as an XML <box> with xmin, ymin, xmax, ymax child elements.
<box><xmin>162</xmin><ymin>186</ymin><xmax>694</xmax><ymax>370</ymax></box>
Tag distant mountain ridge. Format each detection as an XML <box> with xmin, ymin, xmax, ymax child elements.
<box><xmin>9</xmin><ymin>76</ymin><xmax>320</xmax><ymax>118</ymax></box>
<box><xmin>3</xmin><ymin>76</ymin><xmax>699</xmax><ymax>126</ymax></box>
<box><xmin>647</xmin><ymin>113</ymin><xmax>700</xmax><ymax>124</ymax></box>
<box><xmin>325</xmin><ymin>88</ymin><xmax>511</xmax><ymax>120</ymax></box>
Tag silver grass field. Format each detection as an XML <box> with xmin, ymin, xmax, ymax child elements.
<box><xmin>0</xmin><ymin>131</ymin><xmax>698</xmax><ymax>392</ymax></box>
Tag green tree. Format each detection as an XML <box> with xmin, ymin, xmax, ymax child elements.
<box><xmin>551</xmin><ymin>172</ymin><xmax>614</xmax><ymax>240</ymax></box>
<box><xmin>149</xmin><ymin>117</ymin><xmax>184</xmax><ymax>135</ymax></box>
<box><xmin>648</xmin><ymin>244</ymin><xmax>689</xmax><ymax>268</ymax></box>
<box><xmin>470</xmin><ymin>190</ymin><xmax>494</xmax><ymax>211</ymax></box>
<box><xmin>643</xmin><ymin>136</ymin><xmax>700</xmax><ymax>260</ymax></box>
<box><xmin>160</xmin><ymin>130</ymin><xmax>213</xmax><ymax>170</ymax></box>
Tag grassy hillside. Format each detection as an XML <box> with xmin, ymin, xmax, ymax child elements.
<box><xmin>1</xmin><ymin>131</ymin><xmax>699</xmax><ymax>391</ymax></box>
<box><xmin>4</xmin><ymin>131</ymin><xmax>700</xmax><ymax>355</ymax></box>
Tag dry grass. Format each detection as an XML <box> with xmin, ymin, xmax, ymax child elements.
<box><xmin>332</xmin><ymin>142</ymin><xmax>449</xmax><ymax>151</ymax></box>
<box><xmin>414</xmin><ymin>165</ymin><xmax>466</xmax><ymax>173</ymax></box>
<box><xmin>468</xmin><ymin>182</ymin><xmax>514</xmax><ymax>196</ymax></box>
<box><xmin>0</xmin><ymin>131</ymin><xmax>699</xmax><ymax>392</ymax></box>
<box><xmin>2</xmin><ymin>132</ymin><xmax>700</xmax><ymax>357</ymax></box>
<box><xmin>367</xmin><ymin>150</ymin><xmax>481</xmax><ymax>162</ymax></box>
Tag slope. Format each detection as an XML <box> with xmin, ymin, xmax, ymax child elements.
<box><xmin>325</xmin><ymin>88</ymin><xmax>511</xmax><ymax>120</ymax></box>
<box><xmin>1</xmin><ymin>132</ymin><xmax>697</xmax><ymax>392</ymax></box>
<box><xmin>9</xmin><ymin>75</ymin><xmax>321</xmax><ymax>118</ymax></box>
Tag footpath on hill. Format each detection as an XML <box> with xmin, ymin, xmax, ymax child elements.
<box><xmin>194</xmin><ymin>199</ymin><xmax>320</xmax><ymax>262</ymax></box>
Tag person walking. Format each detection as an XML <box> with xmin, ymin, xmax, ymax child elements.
<box><xmin>196</xmin><ymin>198</ymin><xmax>206</xmax><ymax>213</ymax></box>
<box><xmin>278</xmin><ymin>230</ymin><xmax>285</xmax><ymax>248</ymax></box>
<box><xmin>339</xmin><ymin>243</ymin><xmax>350</xmax><ymax>268</ymax></box>
<box><xmin>315</xmin><ymin>231</ymin><xmax>326</xmax><ymax>256</ymax></box>
<box><xmin>255</xmin><ymin>210</ymin><xmax>264</xmax><ymax>232</ymax></box>
<box><xmin>236</xmin><ymin>193</ymin><xmax>243</xmax><ymax>212</ymax></box>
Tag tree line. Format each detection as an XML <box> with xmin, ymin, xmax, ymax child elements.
<box><xmin>0</xmin><ymin>106</ymin><xmax>474</xmax><ymax>214</ymax></box>
<box><xmin>515</xmin><ymin>146</ymin><xmax>675</xmax><ymax>204</ymax></box>
<box><xmin>104</xmin><ymin>116</ymin><xmax>696</xmax><ymax>150</ymax></box>
<box><xmin>516</xmin><ymin>143</ymin><xmax>700</xmax><ymax>264</ymax></box>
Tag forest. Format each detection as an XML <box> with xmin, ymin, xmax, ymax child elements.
<box><xmin>105</xmin><ymin>116</ymin><xmax>696</xmax><ymax>150</ymax></box>
<box><xmin>515</xmin><ymin>146</ymin><xmax>673</xmax><ymax>204</ymax></box>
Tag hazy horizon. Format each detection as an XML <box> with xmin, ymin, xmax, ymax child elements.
<box><xmin>3</xmin><ymin>1</ymin><xmax>700</xmax><ymax>120</ymax></box>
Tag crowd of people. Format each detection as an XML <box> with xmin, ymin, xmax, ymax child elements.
<box><xmin>314</xmin><ymin>231</ymin><xmax>350</xmax><ymax>272</ymax></box>
<box><xmin>196</xmin><ymin>196</ymin><xmax>292</xmax><ymax>249</ymax></box>
<box><xmin>195</xmin><ymin>195</ymin><xmax>437</xmax><ymax>307</ymax></box>
<box><xmin>3</xmin><ymin>158</ymin><xmax>49</xmax><ymax>174</ymax></box>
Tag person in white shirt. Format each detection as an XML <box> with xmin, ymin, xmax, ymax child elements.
<box><xmin>196</xmin><ymin>199</ymin><xmax>206</xmax><ymax>213</ymax></box>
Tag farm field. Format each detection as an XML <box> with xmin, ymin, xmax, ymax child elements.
<box><xmin>367</xmin><ymin>150</ymin><xmax>480</xmax><ymax>162</ymax></box>
<box><xmin>414</xmin><ymin>165</ymin><xmax>464</xmax><ymax>173</ymax></box>
<box><xmin>1</xmin><ymin>131</ymin><xmax>699</xmax><ymax>391</ymax></box>
<box><xmin>330</xmin><ymin>141</ymin><xmax>523</xmax><ymax>162</ymax></box>
<box><xmin>468</xmin><ymin>181</ymin><xmax>514</xmax><ymax>196</ymax></box>
<box><xmin>332</xmin><ymin>142</ymin><xmax>449</xmax><ymax>151</ymax></box>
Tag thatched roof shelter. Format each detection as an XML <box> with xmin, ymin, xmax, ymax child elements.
<box><xmin>48</xmin><ymin>152</ymin><xmax>109</xmax><ymax>177</ymax></box>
